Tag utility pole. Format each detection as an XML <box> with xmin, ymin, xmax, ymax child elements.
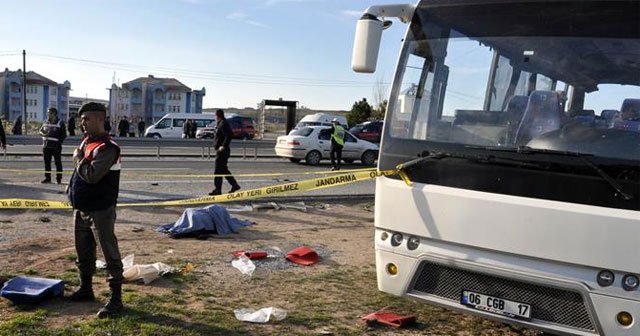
<box><xmin>22</xmin><ymin>50</ymin><xmax>27</xmax><ymax>135</ymax></box>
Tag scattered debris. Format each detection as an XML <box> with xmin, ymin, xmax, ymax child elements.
<box><xmin>251</xmin><ymin>201</ymin><xmax>307</xmax><ymax>212</ymax></box>
<box><xmin>234</xmin><ymin>307</ymin><xmax>287</xmax><ymax>323</ymax></box>
<box><xmin>361</xmin><ymin>312</ymin><xmax>416</xmax><ymax>329</ymax></box>
<box><xmin>286</xmin><ymin>246</ymin><xmax>319</xmax><ymax>266</ymax></box>
<box><xmin>0</xmin><ymin>276</ymin><xmax>64</xmax><ymax>305</ymax></box>
<box><xmin>183</xmin><ymin>262</ymin><xmax>194</xmax><ymax>273</ymax></box>
<box><xmin>232</xmin><ymin>250</ymin><xmax>268</xmax><ymax>260</ymax></box>
<box><xmin>0</xmin><ymin>220</ymin><xmax>13</xmax><ymax>224</ymax></box>
<box><xmin>167</xmin><ymin>249</ymin><xmax>174</xmax><ymax>254</ymax></box>
<box><xmin>225</xmin><ymin>205</ymin><xmax>253</xmax><ymax>212</ymax></box>
<box><xmin>232</xmin><ymin>255</ymin><xmax>256</xmax><ymax>276</ymax></box>
<box><xmin>132</xmin><ymin>227</ymin><xmax>145</xmax><ymax>233</ymax></box>
<box><xmin>38</xmin><ymin>217</ymin><xmax>51</xmax><ymax>223</ymax></box>
<box><xmin>97</xmin><ymin>255</ymin><xmax>174</xmax><ymax>285</ymax></box>
<box><xmin>151</xmin><ymin>183</ymin><xmax>159</xmax><ymax>186</ymax></box>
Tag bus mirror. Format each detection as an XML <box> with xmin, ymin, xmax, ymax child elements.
<box><xmin>352</xmin><ymin>14</ymin><xmax>384</xmax><ymax>73</ymax></box>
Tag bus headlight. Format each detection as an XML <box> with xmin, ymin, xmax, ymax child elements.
<box><xmin>622</xmin><ymin>274</ymin><xmax>639</xmax><ymax>291</ymax></box>
<box><xmin>597</xmin><ymin>270</ymin><xmax>615</xmax><ymax>287</ymax></box>
<box><xmin>390</xmin><ymin>233</ymin><xmax>403</xmax><ymax>247</ymax></box>
<box><xmin>617</xmin><ymin>311</ymin><xmax>633</xmax><ymax>327</ymax></box>
<box><xmin>407</xmin><ymin>236</ymin><xmax>420</xmax><ymax>250</ymax></box>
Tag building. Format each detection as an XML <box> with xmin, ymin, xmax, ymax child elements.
<box><xmin>109</xmin><ymin>75</ymin><xmax>206</xmax><ymax>123</ymax></box>
<box><xmin>0</xmin><ymin>68</ymin><xmax>70</xmax><ymax>122</ymax></box>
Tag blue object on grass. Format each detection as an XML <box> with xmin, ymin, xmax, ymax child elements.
<box><xmin>157</xmin><ymin>204</ymin><xmax>253</xmax><ymax>237</ymax></box>
<box><xmin>1</xmin><ymin>276</ymin><xmax>64</xmax><ymax>305</ymax></box>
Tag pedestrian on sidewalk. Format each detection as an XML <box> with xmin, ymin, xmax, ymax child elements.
<box><xmin>209</xmin><ymin>109</ymin><xmax>241</xmax><ymax>195</ymax></box>
<box><xmin>39</xmin><ymin>108</ymin><xmax>66</xmax><ymax>184</ymax></box>
<box><xmin>12</xmin><ymin>116</ymin><xmax>22</xmax><ymax>135</ymax></box>
<box><xmin>117</xmin><ymin>116</ymin><xmax>129</xmax><ymax>137</ymax></box>
<box><xmin>0</xmin><ymin>118</ymin><xmax>6</xmax><ymax>151</ymax></box>
<box><xmin>68</xmin><ymin>115</ymin><xmax>76</xmax><ymax>136</ymax></box>
<box><xmin>137</xmin><ymin>118</ymin><xmax>146</xmax><ymax>137</ymax></box>
<box><xmin>67</xmin><ymin>101</ymin><xmax>125</xmax><ymax>319</ymax></box>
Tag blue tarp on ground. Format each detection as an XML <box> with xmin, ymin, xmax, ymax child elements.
<box><xmin>1</xmin><ymin>276</ymin><xmax>64</xmax><ymax>305</ymax></box>
<box><xmin>157</xmin><ymin>204</ymin><xmax>253</xmax><ymax>237</ymax></box>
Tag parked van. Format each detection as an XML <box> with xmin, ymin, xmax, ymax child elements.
<box><xmin>293</xmin><ymin>113</ymin><xmax>348</xmax><ymax>130</ymax></box>
<box><xmin>144</xmin><ymin>113</ymin><xmax>216</xmax><ymax>138</ymax></box>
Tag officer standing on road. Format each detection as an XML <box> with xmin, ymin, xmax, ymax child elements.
<box><xmin>67</xmin><ymin>102</ymin><xmax>125</xmax><ymax>319</ymax></box>
<box><xmin>39</xmin><ymin>107</ymin><xmax>67</xmax><ymax>184</ymax></box>
<box><xmin>329</xmin><ymin>118</ymin><xmax>345</xmax><ymax>171</ymax></box>
<box><xmin>208</xmin><ymin>109</ymin><xmax>241</xmax><ymax>195</ymax></box>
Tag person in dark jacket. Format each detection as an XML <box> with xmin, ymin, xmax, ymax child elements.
<box><xmin>208</xmin><ymin>109</ymin><xmax>241</xmax><ymax>195</ymax></box>
<box><xmin>104</xmin><ymin>116</ymin><xmax>112</xmax><ymax>135</ymax></box>
<box><xmin>12</xmin><ymin>116</ymin><xmax>22</xmax><ymax>135</ymax></box>
<box><xmin>183</xmin><ymin>119</ymin><xmax>192</xmax><ymax>139</ymax></box>
<box><xmin>68</xmin><ymin>115</ymin><xmax>76</xmax><ymax>136</ymax></box>
<box><xmin>67</xmin><ymin>102</ymin><xmax>124</xmax><ymax>319</ymax></box>
<box><xmin>0</xmin><ymin>118</ymin><xmax>6</xmax><ymax>151</ymax></box>
<box><xmin>137</xmin><ymin>118</ymin><xmax>146</xmax><ymax>137</ymax></box>
<box><xmin>117</xmin><ymin>116</ymin><xmax>129</xmax><ymax>137</ymax></box>
<box><xmin>39</xmin><ymin>108</ymin><xmax>67</xmax><ymax>184</ymax></box>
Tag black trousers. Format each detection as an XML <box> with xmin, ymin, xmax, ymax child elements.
<box><xmin>74</xmin><ymin>205</ymin><xmax>123</xmax><ymax>286</ymax></box>
<box><xmin>214</xmin><ymin>149</ymin><xmax>239</xmax><ymax>190</ymax></box>
<box><xmin>43</xmin><ymin>147</ymin><xmax>63</xmax><ymax>181</ymax></box>
<box><xmin>330</xmin><ymin>144</ymin><xmax>343</xmax><ymax>169</ymax></box>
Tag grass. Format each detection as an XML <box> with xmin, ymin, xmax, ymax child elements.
<box><xmin>0</xmin><ymin>264</ymin><xmax>541</xmax><ymax>336</ymax></box>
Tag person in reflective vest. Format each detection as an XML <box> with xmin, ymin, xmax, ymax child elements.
<box><xmin>66</xmin><ymin>102</ymin><xmax>125</xmax><ymax>319</ymax></box>
<box><xmin>39</xmin><ymin>108</ymin><xmax>67</xmax><ymax>184</ymax></box>
<box><xmin>330</xmin><ymin>118</ymin><xmax>345</xmax><ymax>171</ymax></box>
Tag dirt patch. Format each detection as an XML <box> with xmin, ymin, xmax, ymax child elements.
<box><xmin>0</xmin><ymin>202</ymin><xmax>541</xmax><ymax>335</ymax></box>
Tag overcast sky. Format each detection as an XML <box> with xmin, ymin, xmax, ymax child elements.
<box><xmin>0</xmin><ymin>0</ymin><xmax>408</xmax><ymax>110</ymax></box>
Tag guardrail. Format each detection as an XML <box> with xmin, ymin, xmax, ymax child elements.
<box><xmin>3</xmin><ymin>135</ymin><xmax>278</xmax><ymax>159</ymax></box>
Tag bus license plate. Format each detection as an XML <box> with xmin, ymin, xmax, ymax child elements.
<box><xmin>461</xmin><ymin>290</ymin><xmax>531</xmax><ymax>319</ymax></box>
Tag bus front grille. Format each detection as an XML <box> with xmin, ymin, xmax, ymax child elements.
<box><xmin>411</xmin><ymin>261</ymin><xmax>595</xmax><ymax>332</ymax></box>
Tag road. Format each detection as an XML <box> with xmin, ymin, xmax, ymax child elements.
<box><xmin>0</xmin><ymin>157</ymin><xmax>376</xmax><ymax>205</ymax></box>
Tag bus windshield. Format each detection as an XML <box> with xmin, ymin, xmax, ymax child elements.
<box><xmin>387</xmin><ymin>1</ymin><xmax>640</xmax><ymax>161</ymax></box>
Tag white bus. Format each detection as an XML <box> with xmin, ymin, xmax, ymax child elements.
<box><xmin>352</xmin><ymin>1</ymin><xmax>639</xmax><ymax>335</ymax></box>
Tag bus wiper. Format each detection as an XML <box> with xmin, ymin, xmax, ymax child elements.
<box><xmin>395</xmin><ymin>150</ymin><xmax>545</xmax><ymax>185</ymax></box>
<box><xmin>466</xmin><ymin>145</ymin><xmax>634</xmax><ymax>201</ymax></box>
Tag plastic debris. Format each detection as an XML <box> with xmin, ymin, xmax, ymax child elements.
<box><xmin>279</xmin><ymin>202</ymin><xmax>307</xmax><ymax>212</ymax></box>
<box><xmin>184</xmin><ymin>262</ymin><xmax>194</xmax><ymax>273</ymax></box>
<box><xmin>251</xmin><ymin>202</ymin><xmax>280</xmax><ymax>210</ymax></box>
<box><xmin>232</xmin><ymin>255</ymin><xmax>256</xmax><ymax>276</ymax></box>
<box><xmin>286</xmin><ymin>246</ymin><xmax>319</xmax><ymax>266</ymax></box>
<box><xmin>1</xmin><ymin>276</ymin><xmax>64</xmax><ymax>305</ymax></box>
<box><xmin>98</xmin><ymin>254</ymin><xmax>174</xmax><ymax>285</ymax></box>
<box><xmin>226</xmin><ymin>205</ymin><xmax>253</xmax><ymax>212</ymax></box>
<box><xmin>234</xmin><ymin>307</ymin><xmax>287</xmax><ymax>323</ymax></box>
<box><xmin>361</xmin><ymin>312</ymin><xmax>416</xmax><ymax>328</ymax></box>
<box><xmin>123</xmin><ymin>262</ymin><xmax>175</xmax><ymax>284</ymax></box>
<box><xmin>232</xmin><ymin>250</ymin><xmax>268</xmax><ymax>260</ymax></box>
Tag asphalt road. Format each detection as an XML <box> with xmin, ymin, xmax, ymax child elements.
<box><xmin>0</xmin><ymin>157</ymin><xmax>376</xmax><ymax>205</ymax></box>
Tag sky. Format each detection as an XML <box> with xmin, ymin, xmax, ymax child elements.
<box><xmin>0</xmin><ymin>0</ymin><xmax>409</xmax><ymax>111</ymax></box>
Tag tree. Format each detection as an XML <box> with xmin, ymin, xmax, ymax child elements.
<box><xmin>347</xmin><ymin>98</ymin><xmax>373</xmax><ymax>126</ymax></box>
<box><xmin>372</xmin><ymin>77</ymin><xmax>388</xmax><ymax>120</ymax></box>
<box><xmin>372</xmin><ymin>99</ymin><xmax>387</xmax><ymax>120</ymax></box>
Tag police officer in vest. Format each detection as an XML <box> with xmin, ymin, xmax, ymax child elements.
<box><xmin>67</xmin><ymin>102</ymin><xmax>125</xmax><ymax>318</ymax></box>
<box><xmin>329</xmin><ymin>118</ymin><xmax>345</xmax><ymax>171</ymax></box>
<box><xmin>39</xmin><ymin>107</ymin><xmax>67</xmax><ymax>183</ymax></box>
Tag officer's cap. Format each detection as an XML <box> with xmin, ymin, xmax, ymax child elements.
<box><xmin>78</xmin><ymin>102</ymin><xmax>107</xmax><ymax>116</ymax></box>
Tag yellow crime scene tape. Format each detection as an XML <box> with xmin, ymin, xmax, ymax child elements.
<box><xmin>0</xmin><ymin>169</ymin><xmax>398</xmax><ymax>210</ymax></box>
<box><xmin>0</xmin><ymin>167</ymin><xmax>377</xmax><ymax>178</ymax></box>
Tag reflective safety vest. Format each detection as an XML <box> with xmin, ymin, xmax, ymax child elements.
<box><xmin>331</xmin><ymin>125</ymin><xmax>345</xmax><ymax>146</ymax></box>
<box><xmin>68</xmin><ymin>135</ymin><xmax>121</xmax><ymax>211</ymax></box>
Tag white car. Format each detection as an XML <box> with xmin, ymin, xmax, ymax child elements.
<box><xmin>275</xmin><ymin>126</ymin><xmax>379</xmax><ymax>166</ymax></box>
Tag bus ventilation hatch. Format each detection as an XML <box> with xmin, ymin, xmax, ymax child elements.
<box><xmin>411</xmin><ymin>261</ymin><xmax>595</xmax><ymax>332</ymax></box>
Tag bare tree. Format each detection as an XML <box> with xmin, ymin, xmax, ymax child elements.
<box><xmin>372</xmin><ymin>77</ymin><xmax>389</xmax><ymax>120</ymax></box>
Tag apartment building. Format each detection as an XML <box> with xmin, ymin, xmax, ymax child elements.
<box><xmin>109</xmin><ymin>75</ymin><xmax>206</xmax><ymax>123</ymax></box>
<box><xmin>0</xmin><ymin>68</ymin><xmax>70</xmax><ymax>122</ymax></box>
